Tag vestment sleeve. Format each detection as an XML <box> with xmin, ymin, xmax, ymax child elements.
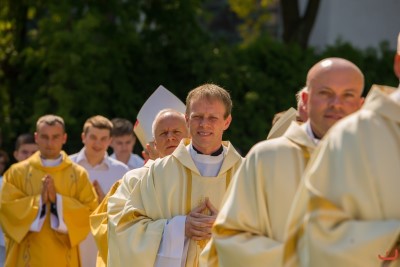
<box><xmin>115</xmin><ymin>170</ymin><xmax>167</xmax><ymax>267</ymax></box>
<box><xmin>0</xmin><ymin>168</ymin><xmax>41</xmax><ymax>243</ymax></box>
<box><xmin>284</xmin><ymin>131</ymin><xmax>400</xmax><ymax>267</ymax></box>
<box><xmin>108</xmin><ymin>168</ymin><xmax>147</xmax><ymax>267</ymax></box>
<box><xmin>201</xmin><ymin>152</ymin><xmax>283</xmax><ymax>267</ymax></box>
<box><xmin>61</xmin><ymin>171</ymin><xmax>98</xmax><ymax>247</ymax></box>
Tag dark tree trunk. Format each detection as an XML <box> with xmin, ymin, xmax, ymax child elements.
<box><xmin>280</xmin><ymin>0</ymin><xmax>320</xmax><ymax>48</ymax></box>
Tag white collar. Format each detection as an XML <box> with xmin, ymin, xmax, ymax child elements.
<box><xmin>76</xmin><ymin>148</ymin><xmax>110</xmax><ymax>167</ymax></box>
<box><xmin>302</xmin><ymin>120</ymin><xmax>320</xmax><ymax>145</ymax></box>
<box><xmin>187</xmin><ymin>143</ymin><xmax>225</xmax><ymax>163</ymax></box>
<box><xmin>41</xmin><ymin>154</ymin><xmax>63</xmax><ymax>167</ymax></box>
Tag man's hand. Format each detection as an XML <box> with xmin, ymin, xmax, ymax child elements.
<box><xmin>93</xmin><ymin>180</ymin><xmax>105</xmax><ymax>203</ymax></box>
<box><xmin>204</xmin><ymin>198</ymin><xmax>218</xmax><ymax>216</ymax></box>
<box><xmin>146</xmin><ymin>142</ymin><xmax>159</xmax><ymax>160</ymax></box>
<box><xmin>185</xmin><ymin>198</ymin><xmax>219</xmax><ymax>241</ymax></box>
<box><xmin>41</xmin><ymin>175</ymin><xmax>49</xmax><ymax>203</ymax></box>
<box><xmin>46</xmin><ymin>176</ymin><xmax>56</xmax><ymax>203</ymax></box>
<box><xmin>42</xmin><ymin>175</ymin><xmax>57</xmax><ymax>204</ymax></box>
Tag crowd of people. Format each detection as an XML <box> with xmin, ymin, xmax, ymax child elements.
<box><xmin>0</xmin><ymin>33</ymin><xmax>399</xmax><ymax>267</ymax></box>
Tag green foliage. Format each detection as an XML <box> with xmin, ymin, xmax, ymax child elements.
<box><xmin>0</xmin><ymin>1</ymin><xmax>398</xmax><ymax>158</ymax></box>
<box><xmin>221</xmin><ymin>36</ymin><xmax>316</xmax><ymax>151</ymax></box>
<box><xmin>228</xmin><ymin>0</ymin><xmax>276</xmax><ymax>44</ymax></box>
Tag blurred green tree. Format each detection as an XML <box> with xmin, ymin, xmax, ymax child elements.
<box><xmin>0</xmin><ymin>0</ymin><xmax>398</xmax><ymax>158</ymax></box>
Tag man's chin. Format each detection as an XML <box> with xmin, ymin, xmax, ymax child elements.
<box><xmin>165</xmin><ymin>146</ymin><xmax>177</xmax><ymax>153</ymax></box>
<box><xmin>324</xmin><ymin>114</ymin><xmax>343</xmax><ymax>121</ymax></box>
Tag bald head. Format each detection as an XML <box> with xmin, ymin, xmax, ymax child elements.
<box><xmin>152</xmin><ymin>109</ymin><xmax>189</xmax><ymax>157</ymax></box>
<box><xmin>307</xmin><ymin>58</ymin><xmax>364</xmax><ymax>93</ymax></box>
<box><xmin>303</xmin><ymin>57</ymin><xmax>364</xmax><ymax>138</ymax></box>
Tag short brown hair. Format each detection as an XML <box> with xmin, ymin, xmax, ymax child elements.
<box><xmin>83</xmin><ymin>115</ymin><xmax>113</xmax><ymax>134</ymax></box>
<box><xmin>15</xmin><ymin>133</ymin><xmax>35</xmax><ymax>150</ymax></box>
<box><xmin>186</xmin><ymin>83</ymin><xmax>232</xmax><ymax>119</ymax></box>
<box><xmin>111</xmin><ymin>118</ymin><xmax>135</xmax><ymax>137</ymax></box>
<box><xmin>36</xmin><ymin>115</ymin><xmax>65</xmax><ymax>132</ymax></box>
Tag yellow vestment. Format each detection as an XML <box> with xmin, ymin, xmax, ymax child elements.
<box><xmin>114</xmin><ymin>140</ymin><xmax>243</xmax><ymax>267</ymax></box>
<box><xmin>0</xmin><ymin>151</ymin><xmax>98</xmax><ymax>267</ymax></box>
<box><xmin>90</xmin><ymin>180</ymin><xmax>121</xmax><ymax>267</ymax></box>
<box><xmin>283</xmin><ymin>86</ymin><xmax>400</xmax><ymax>267</ymax></box>
<box><xmin>201</xmin><ymin>122</ymin><xmax>315</xmax><ymax>267</ymax></box>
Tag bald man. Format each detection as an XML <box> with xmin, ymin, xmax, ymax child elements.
<box><xmin>90</xmin><ymin>109</ymin><xmax>189</xmax><ymax>267</ymax></box>
<box><xmin>200</xmin><ymin>58</ymin><xmax>364</xmax><ymax>267</ymax></box>
<box><xmin>282</xmin><ymin>34</ymin><xmax>400</xmax><ymax>267</ymax></box>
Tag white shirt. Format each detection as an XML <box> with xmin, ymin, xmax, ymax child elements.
<box><xmin>110</xmin><ymin>153</ymin><xmax>144</xmax><ymax>170</ymax></box>
<box><xmin>69</xmin><ymin>148</ymin><xmax>129</xmax><ymax>267</ymax></box>
<box><xmin>70</xmin><ymin>148</ymin><xmax>129</xmax><ymax>192</ymax></box>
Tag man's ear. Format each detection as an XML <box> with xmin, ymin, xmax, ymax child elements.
<box><xmin>223</xmin><ymin>115</ymin><xmax>232</xmax><ymax>131</ymax></box>
<box><xmin>359</xmin><ymin>97</ymin><xmax>365</xmax><ymax>107</ymax></box>
<box><xmin>301</xmin><ymin>90</ymin><xmax>309</xmax><ymax>112</ymax></box>
<box><xmin>394</xmin><ymin>54</ymin><xmax>400</xmax><ymax>79</ymax></box>
<box><xmin>81</xmin><ymin>132</ymin><xmax>86</xmax><ymax>144</ymax></box>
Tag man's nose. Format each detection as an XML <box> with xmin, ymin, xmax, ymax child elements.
<box><xmin>199</xmin><ymin>118</ymin><xmax>209</xmax><ymax>127</ymax></box>
<box><xmin>330</xmin><ymin>95</ymin><xmax>343</xmax><ymax>107</ymax></box>
<box><xmin>166</xmin><ymin>132</ymin><xmax>175</xmax><ymax>140</ymax></box>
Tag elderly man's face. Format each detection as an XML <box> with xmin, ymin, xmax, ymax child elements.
<box><xmin>154</xmin><ymin>113</ymin><xmax>189</xmax><ymax>157</ymax></box>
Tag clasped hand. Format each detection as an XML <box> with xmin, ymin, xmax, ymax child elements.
<box><xmin>185</xmin><ymin>198</ymin><xmax>218</xmax><ymax>240</ymax></box>
<box><xmin>41</xmin><ymin>174</ymin><xmax>56</xmax><ymax>204</ymax></box>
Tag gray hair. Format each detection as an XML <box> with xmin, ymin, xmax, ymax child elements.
<box><xmin>151</xmin><ymin>109</ymin><xmax>186</xmax><ymax>138</ymax></box>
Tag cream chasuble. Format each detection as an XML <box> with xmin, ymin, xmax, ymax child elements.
<box><xmin>200</xmin><ymin>122</ymin><xmax>315</xmax><ymax>267</ymax></box>
<box><xmin>90</xmin><ymin>160</ymin><xmax>154</xmax><ymax>267</ymax></box>
<box><xmin>0</xmin><ymin>151</ymin><xmax>98</xmax><ymax>267</ymax></box>
<box><xmin>267</xmin><ymin>107</ymin><xmax>298</xmax><ymax>140</ymax></box>
<box><xmin>114</xmin><ymin>139</ymin><xmax>243</xmax><ymax>267</ymax></box>
<box><xmin>283</xmin><ymin>86</ymin><xmax>400</xmax><ymax>267</ymax></box>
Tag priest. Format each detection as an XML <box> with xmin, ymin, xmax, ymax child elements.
<box><xmin>114</xmin><ymin>84</ymin><xmax>243</xmax><ymax>267</ymax></box>
<box><xmin>283</xmin><ymin>33</ymin><xmax>400</xmax><ymax>267</ymax></box>
<box><xmin>201</xmin><ymin>58</ymin><xmax>365</xmax><ymax>267</ymax></box>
